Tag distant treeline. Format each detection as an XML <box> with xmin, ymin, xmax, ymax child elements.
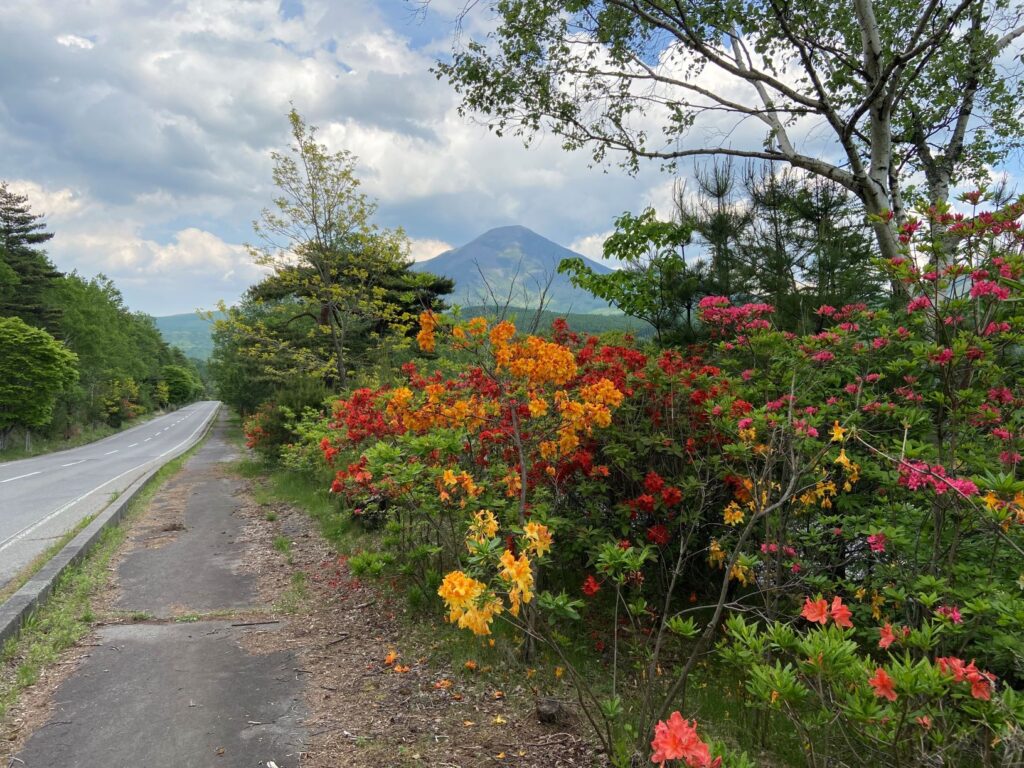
<box><xmin>456</xmin><ymin>305</ymin><xmax>656</xmax><ymax>339</ymax></box>
<box><xmin>0</xmin><ymin>182</ymin><xmax>204</xmax><ymax>452</ymax></box>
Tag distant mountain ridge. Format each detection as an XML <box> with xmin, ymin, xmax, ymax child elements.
<box><xmin>154</xmin><ymin>312</ymin><xmax>221</xmax><ymax>359</ymax></box>
<box><xmin>155</xmin><ymin>227</ymin><xmax>619</xmax><ymax>357</ymax></box>
<box><xmin>412</xmin><ymin>225</ymin><xmax>616</xmax><ymax>314</ymax></box>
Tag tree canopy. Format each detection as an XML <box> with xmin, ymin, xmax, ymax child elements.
<box><xmin>437</xmin><ymin>0</ymin><xmax>1024</xmax><ymax>260</ymax></box>
<box><xmin>0</xmin><ymin>316</ymin><xmax>78</xmax><ymax>449</ymax></box>
<box><xmin>211</xmin><ymin>109</ymin><xmax>452</xmax><ymax>409</ymax></box>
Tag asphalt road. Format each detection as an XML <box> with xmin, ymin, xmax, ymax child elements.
<box><xmin>0</xmin><ymin>400</ymin><xmax>221</xmax><ymax>590</ymax></box>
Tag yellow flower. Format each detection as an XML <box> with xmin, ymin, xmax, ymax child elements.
<box><xmin>458</xmin><ymin>599</ymin><xmax>503</xmax><ymax>635</ymax></box>
<box><xmin>723</xmin><ymin>501</ymin><xmax>745</xmax><ymax>526</ymax></box>
<box><xmin>468</xmin><ymin>510</ymin><xmax>499</xmax><ymax>544</ymax></box>
<box><xmin>870</xmin><ymin>591</ymin><xmax>885</xmax><ymax>621</ymax></box>
<box><xmin>523</xmin><ymin>522</ymin><xmax>553</xmax><ymax>557</ymax></box>
<box><xmin>738</xmin><ymin>427</ymin><xmax>757</xmax><ymax>443</ymax></box>
<box><xmin>708</xmin><ymin>539</ymin><xmax>726</xmax><ymax>569</ymax></box>
<box><xmin>830</xmin><ymin>420</ymin><xmax>847</xmax><ymax>443</ymax></box>
<box><xmin>442</xmin><ymin>469</ymin><xmax>458</xmax><ymax>487</ymax></box>
<box><xmin>498</xmin><ymin>549</ymin><xmax>534</xmax><ymax>605</ymax></box>
<box><xmin>527</xmin><ymin>397</ymin><xmax>549</xmax><ymax>418</ymax></box>
<box><xmin>438</xmin><ymin>571</ymin><xmax>486</xmax><ymax>622</ymax></box>
<box><xmin>729</xmin><ymin>563</ymin><xmax>753</xmax><ymax>586</ymax></box>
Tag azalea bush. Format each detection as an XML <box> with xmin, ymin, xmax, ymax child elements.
<box><xmin>278</xmin><ymin>196</ymin><xmax>1024</xmax><ymax>766</ymax></box>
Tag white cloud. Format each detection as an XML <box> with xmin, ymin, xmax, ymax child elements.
<box><xmin>568</xmin><ymin>231</ymin><xmax>611</xmax><ymax>262</ymax></box>
<box><xmin>55</xmin><ymin>33</ymin><xmax>93</xmax><ymax>49</ymax></box>
<box><xmin>409</xmin><ymin>237</ymin><xmax>452</xmax><ymax>262</ymax></box>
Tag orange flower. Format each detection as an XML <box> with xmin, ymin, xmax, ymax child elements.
<box><xmin>830</xmin><ymin>596</ymin><xmax>853</xmax><ymax>628</ymax></box>
<box><xmin>801</xmin><ymin>597</ymin><xmax>829</xmax><ymax>624</ymax></box>
<box><xmin>650</xmin><ymin>711</ymin><xmax>713</xmax><ymax>767</ymax></box>
<box><xmin>384</xmin><ymin>649</ymin><xmax>399</xmax><ymax>666</ymax></box>
<box><xmin>393</xmin><ymin>664</ymin><xmax>411</xmax><ymax>674</ymax></box>
<box><xmin>464</xmin><ymin>660</ymin><xmax>478</xmax><ymax>671</ymax></box>
<box><xmin>416</xmin><ymin>311</ymin><xmax>437</xmax><ymax>353</ymax></box>
<box><xmin>868</xmin><ymin>667</ymin><xmax>897</xmax><ymax>701</ymax></box>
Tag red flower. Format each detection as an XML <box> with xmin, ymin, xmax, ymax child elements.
<box><xmin>646</xmin><ymin>524</ymin><xmax>670</xmax><ymax>546</ymax></box>
<box><xmin>878</xmin><ymin>624</ymin><xmax>896</xmax><ymax>650</ymax></box>
<box><xmin>644</xmin><ymin>471</ymin><xmax>665</xmax><ymax>494</ymax></box>
<box><xmin>801</xmin><ymin>597</ymin><xmax>829</xmax><ymax>624</ymax></box>
<box><xmin>582</xmin><ymin>575</ymin><xmax>601</xmax><ymax>597</ymax></box>
<box><xmin>868</xmin><ymin>668</ymin><xmax>898</xmax><ymax>701</ymax></box>
<box><xmin>661</xmin><ymin>486</ymin><xmax>683</xmax><ymax>507</ymax></box>
<box><xmin>830</xmin><ymin>597</ymin><xmax>853</xmax><ymax>628</ymax></box>
<box><xmin>636</xmin><ymin>494</ymin><xmax>656</xmax><ymax>513</ymax></box>
<box><xmin>650</xmin><ymin>712</ymin><xmax>713</xmax><ymax>767</ymax></box>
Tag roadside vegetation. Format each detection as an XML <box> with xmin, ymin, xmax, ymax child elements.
<box><xmin>212</xmin><ymin>96</ymin><xmax>1024</xmax><ymax>768</ymax></box>
<box><xmin>0</xmin><ymin>182</ymin><xmax>205</xmax><ymax>457</ymax></box>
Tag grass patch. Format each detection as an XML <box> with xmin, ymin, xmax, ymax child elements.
<box><xmin>0</xmin><ymin>427</ymin><xmax>211</xmax><ymax>721</ymax></box>
<box><xmin>238</xmin><ymin>460</ymin><xmax>373</xmax><ymax>556</ymax></box>
<box><xmin>0</xmin><ymin>515</ymin><xmax>96</xmax><ymax>605</ymax></box>
<box><xmin>274</xmin><ymin>571</ymin><xmax>310</xmax><ymax>614</ymax></box>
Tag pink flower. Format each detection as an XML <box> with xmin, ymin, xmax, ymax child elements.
<box><xmin>931</xmin><ymin>348</ymin><xmax>954</xmax><ymax>365</ymax></box>
<box><xmin>907</xmin><ymin>296</ymin><xmax>932</xmax><ymax>313</ymax></box>
<box><xmin>936</xmin><ymin>604</ymin><xmax>962</xmax><ymax>624</ymax></box>
<box><xmin>947</xmin><ymin>478</ymin><xmax>979</xmax><ymax>497</ymax></box>
<box><xmin>811</xmin><ymin>350</ymin><xmax>835</xmax><ymax>363</ymax></box>
<box><xmin>867</xmin><ymin>533</ymin><xmax>887</xmax><ymax>553</ymax></box>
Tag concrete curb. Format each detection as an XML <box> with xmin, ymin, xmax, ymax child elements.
<box><xmin>0</xmin><ymin>404</ymin><xmax>220</xmax><ymax>648</ymax></box>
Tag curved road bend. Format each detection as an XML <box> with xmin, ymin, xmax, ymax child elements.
<box><xmin>0</xmin><ymin>400</ymin><xmax>221</xmax><ymax>590</ymax></box>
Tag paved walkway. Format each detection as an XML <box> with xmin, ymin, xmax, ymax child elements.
<box><xmin>16</xmin><ymin>415</ymin><xmax>306</xmax><ymax>768</ymax></box>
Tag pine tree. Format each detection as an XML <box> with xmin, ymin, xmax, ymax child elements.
<box><xmin>0</xmin><ymin>182</ymin><xmax>62</xmax><ymax>330</ymax></box>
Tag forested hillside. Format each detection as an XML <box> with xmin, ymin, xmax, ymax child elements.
<box><xmin>0</xmin><ymin>182</ymin><xmax>204</xmax><ymax>454</ymax></box>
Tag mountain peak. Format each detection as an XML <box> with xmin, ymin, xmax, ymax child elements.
<box><xmin>413</xmin><ymin>226</ymin><xmax>614</xmax><ymax>314</ymax></box>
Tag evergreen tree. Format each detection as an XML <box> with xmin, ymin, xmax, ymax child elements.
<box><xmin>0</xmin><ymin>182</ymin><xmax>62</xmax><ymax>330</ymax></box>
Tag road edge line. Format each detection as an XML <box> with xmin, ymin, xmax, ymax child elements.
<box><xmin>0</xmin><ymin>404</ymin><xmax>221</xmax><ymax>648</ymax></box>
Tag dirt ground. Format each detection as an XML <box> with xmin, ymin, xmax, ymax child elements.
<box><xmin>235</xmin><ymin>493</ymin><xmax>600</xmax><ymax>768</ymax></box>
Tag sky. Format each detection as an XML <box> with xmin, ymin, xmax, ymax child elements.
<box><xmin>0</xmin><ymin>0</ymin><xmax>681</xmax><ymax>316</ymax></box>
<box><xmin>2</xmin><ymin>1</ymin><xmax>1019</xmax><ymax>316</ymax></box>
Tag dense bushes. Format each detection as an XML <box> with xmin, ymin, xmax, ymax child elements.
<box><xmin>247</xmin><ymin>198</ymin><xmax>1024</xmax><ymax>767</ymax></box>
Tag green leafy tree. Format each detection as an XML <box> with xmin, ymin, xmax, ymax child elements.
<box><xmin>0</xmin><ymin>316</ymin><xmax>78</xmax><ymax>448</ymax></box>
<box><xmin>247</xmin><ymin>109</ymin><xmax>449</xmax><ymax>387</ymax></box>
<box><xmin>559</xmin><ymin>208</ymin><xmax>700</xmax><ymax>343</ymax></box>
<box><xmin>161</xmin><ymin>364</ymin><xmax>202</xmax><ymax>405</ymax></box>
<box><xmin>435</xmin><ymin>0</ymin><xmax>1024</xmax><ymax>261</ymax></box>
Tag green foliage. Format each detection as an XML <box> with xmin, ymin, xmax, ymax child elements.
<box><xmin>436</xmin><ymin>0</ymin><xmax>1024</xmax><ymax>261</ymax></box>
<box><xmin>560</xmin><ymin>207</ymin><xmax>701</xmax><ymax>343</ymax></box>
<box><xmin>161</xmin><ymin>364</ymin><xmax>202</xmax><ymax>405</ymax></box>
<box><xmin>224</xmin><ymin>109</ymin><xmax>452</xmax><ymax>392</ymax></box>
<box><xmin>0</xmin><ymin>316</ymin><xmax>78</xmax><ymax>448</ymax></box>
<box><xmin>0</xmin><ymin>182</ymin><xmax>61</xmax><ymax>332</ymax></box>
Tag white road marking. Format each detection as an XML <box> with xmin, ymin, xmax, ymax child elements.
<box><xmin>128</xmin><ymin>443</ymin><xmax>138</xmax><ymax>448</ymax></box>
<box><xmin>0</xmin><ymin>404</ymin><xmax>218</xmax><ymax>554</ymax></box>
<box><xmin>104</xmin><ymin>450</ymin><xmax>119</xmax><ymax>456</ymax></box>
<box><xmin>1</xmin><ymin>471</ymin><xmax>42</xmax><ymax>484</ymax></box>
<box><xmin>144</xmin><ymin>438</ymin><xmax>153</xmax><ymax>442</ymax></box>
<box><xmin>61</xmin><ymin>460</ymin><xmax>87</xmax><ymax>467</ymax></box>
